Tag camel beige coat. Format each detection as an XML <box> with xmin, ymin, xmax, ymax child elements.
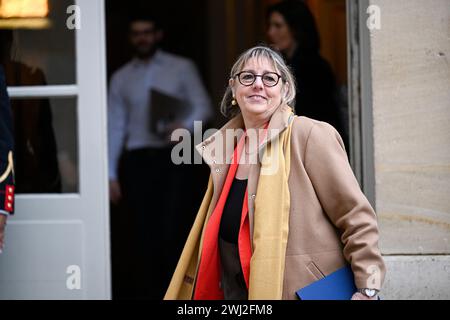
<box><xmin>165</xmin><ymin>104</ymin><xmax>386</xmax><ymax>300</ymax></box>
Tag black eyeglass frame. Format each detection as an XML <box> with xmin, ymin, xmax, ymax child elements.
<box><xmin>233</xmin><ymin>71</ymin><xmax>284</xmax><ymax>87</ymax></box>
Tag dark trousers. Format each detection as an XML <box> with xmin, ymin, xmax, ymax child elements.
<box><xmin>121</xmin><ymin>147</ymin><xmax>194</xmax><ymax>299</ymax></box>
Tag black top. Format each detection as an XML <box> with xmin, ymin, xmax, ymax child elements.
<box><xmin>219</xmin><ymin>178</ymin><xmax>248</xmax><ymax>244</ymax></box>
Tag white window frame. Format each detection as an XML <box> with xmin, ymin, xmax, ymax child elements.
<box><xmin>3</xmin><ymin>0</ymin><xmax>111</xmax><ymax>299</ymax></box>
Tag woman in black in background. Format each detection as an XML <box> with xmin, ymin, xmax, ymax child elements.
<box><xmin>267</xmin><ymin>0</ymin><xmax>348</xmax><ymax>149</ymax></box>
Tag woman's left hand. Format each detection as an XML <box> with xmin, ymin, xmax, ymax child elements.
<box><xmin>351</xmin><ymin>292</ymin><xmax>378</xmax><ymax>300</ymax></box>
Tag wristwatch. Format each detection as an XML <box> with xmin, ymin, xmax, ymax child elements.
<box><xmin>358</xmin><ymin>288</ymin><xmax>378</xmax><ymax>298</ymax></box>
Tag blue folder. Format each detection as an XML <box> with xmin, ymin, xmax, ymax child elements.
<box><xmin>296</xmin><ymin>265</ymin><xmax>357</xmax><ymax>300</ymax></box>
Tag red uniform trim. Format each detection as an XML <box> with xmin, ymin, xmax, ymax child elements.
<box><xmin>4</xmin><ymin>184</ymin><xmax>14</xmax><ymax>213</ymax></box>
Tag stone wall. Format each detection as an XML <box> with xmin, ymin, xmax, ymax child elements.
<box><xmin>369</xmin><ymin>0</ymin><xmax>450</xmax><ymax>299</ymax></box>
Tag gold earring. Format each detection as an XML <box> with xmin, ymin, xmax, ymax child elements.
<box><xmin>231</xmin><ymin>97</ymin><xmax>237</xmax><ymax>106</ymax></box>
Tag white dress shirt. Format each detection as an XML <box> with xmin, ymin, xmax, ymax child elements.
<box><xmin>107</xmin><ymin>50</ymin><xmax>212</xmax><ymax>180</ymax></box>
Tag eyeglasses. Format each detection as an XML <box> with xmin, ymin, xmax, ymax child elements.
<box><xmin>234</xmin><ymin>71</ymin><xmax>283</xmax><ymax>87</ymax></box>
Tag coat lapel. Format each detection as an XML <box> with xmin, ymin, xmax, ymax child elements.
<box><xmin>195</xmin><ymin>104</ymin><xmax>294</xmax><ymax>249</ymax></box>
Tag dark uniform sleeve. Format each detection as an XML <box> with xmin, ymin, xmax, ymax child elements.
<box><xmin>0</xmin><ymin>66</ymin><xmax>15</xmax><ymax>214</ymax></box>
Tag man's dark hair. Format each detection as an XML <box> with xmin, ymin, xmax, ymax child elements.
<box><xmin>128</xmin><ymin>13</ymin><xmax>162</xmax><ymax>31</ymax></box>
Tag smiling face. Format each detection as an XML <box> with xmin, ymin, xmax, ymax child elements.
<box><xmin>230</xmin><ymin>57</ymin><xmax>284</xmax><ymax>121</ymax></box>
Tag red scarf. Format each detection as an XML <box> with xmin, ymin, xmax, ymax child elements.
<box><xmin>193</xmin><ymin>132</ymin><xmax>252</xmax><ymax>300</ymax></box>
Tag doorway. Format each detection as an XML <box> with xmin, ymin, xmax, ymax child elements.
<box><xmin>105</xmin><ymin>0</ymin><xmax>352</xmax><ymax>299</ymax></box>
<box><xmin>105</xmin><ymin>0</ymin><xmax>211</xmax><ymax>299</ymax></box>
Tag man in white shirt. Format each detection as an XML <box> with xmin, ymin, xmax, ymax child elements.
<box><xmin>107</xmin><ymin>14</ymin><xmax>212</xmax><ymax>299</ymax></box>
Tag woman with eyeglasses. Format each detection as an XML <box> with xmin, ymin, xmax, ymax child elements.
<box><xmin>165</xmin><ymin>46</ymin><xmax>386</xmax><ymax>300</ymax></box>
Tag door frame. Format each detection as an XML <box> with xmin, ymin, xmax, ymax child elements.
<box><xmin>346</xmin><ymin>0</ymin><xmax>376</xmax><ymax>208</ymax></box>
